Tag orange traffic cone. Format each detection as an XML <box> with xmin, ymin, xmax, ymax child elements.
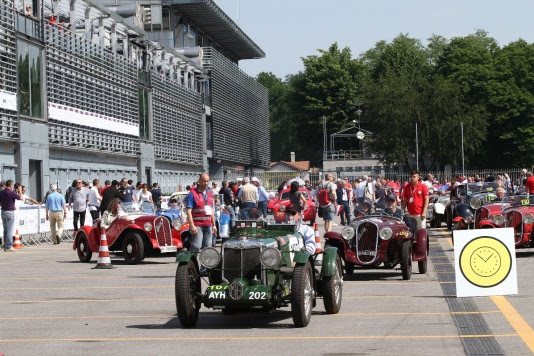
<box><xmin>93</xmin><ymin>228</ymin><xmax>114</xmax><ymax>269</ymax></box>
<box><xmin>13</xmin><ymin>229</ymin><xmax>22</xmax><ymax>249</ymax></box>
<box><xmin>313</xmin><ymin>223</ymin><xmax>323</xmax><ymax>265</ymax></box>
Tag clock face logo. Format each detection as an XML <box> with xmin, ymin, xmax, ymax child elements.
<box><xmin>459</xmin><ymin>236</ymin><xmax>512</xmax><ymax>288</ymax></box>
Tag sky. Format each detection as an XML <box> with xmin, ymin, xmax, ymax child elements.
<box><xmin>214</xmin><ymin>0</ymin><xmax>534</xmax><ymax>79</ymax></box>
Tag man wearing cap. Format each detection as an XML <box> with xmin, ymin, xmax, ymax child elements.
<box><xmin>252</xmin><ymin>177</ymin><xmax>269</xmax><ymax>217</ymax></box>
<box><xmin>401</xmin><ymin>170</ymin><xmax>429</xmax><ymax>229</ymax></box>
<box><xmin>285</xmin><ymin>205</ymin><xmax>316</xmax><ymax>254</ymax></box>
<box><xmin>384</xmin><ymin>192</ymin><xmax>402</xmax><ymax>218</ymax></box>
<box><xmin>238</xmin><ymin>177</ymin><xmax>258</xmax><ymax>209</ymax></box>
<box><xmin>186</xmin><ymin>173</ymin><xmax>217</xmax><ymax>253</ymax></box>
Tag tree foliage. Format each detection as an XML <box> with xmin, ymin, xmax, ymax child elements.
<box><xmin>258</xmin><ymin>30</ymin><xmax>534</xmax><ymax>169</ymax></box>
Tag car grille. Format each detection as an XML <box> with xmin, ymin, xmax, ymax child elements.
<box><xmin>355</xmin><ymin>222</ymin><xmax>379</xmax><ymax>264</ymax></box>
<box><xmin>222</xmin><ymin>247</ymin><xmax>262</xmax><ymax>282</ymax></box>
<box><xmin>154</xmin><ymin>216</ymin><xmax>173</xmax><ymax>246</ymax></box>
<box><xmin>505</xmin><ymin>211</ymin><xmax>523</xmax><ymax>244</ymax></box>
<box><xmin>475</xmin><ymin>207</ymin><xmax>489</xmax><ymax>228</ymax></box>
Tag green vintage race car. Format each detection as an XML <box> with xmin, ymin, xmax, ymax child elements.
<box><xmin>174</xmin><ymin>208</ymin><xmax>343</xmax><ymax>328</ymax></box>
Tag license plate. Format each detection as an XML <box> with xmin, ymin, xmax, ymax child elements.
<box><xmin>358</xmin><ymin>250</ymin><xmax>376</xmax><ymax>256</ymax></box>
<box><xmin>159</xmin><ymin>246</ymin><xmax>177</xmax><ymax>253</ymax></box>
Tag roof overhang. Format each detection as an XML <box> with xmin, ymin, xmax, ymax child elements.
<box><xmin>163</xmin><ymin>0</ymin><xmax>265</xmax><ymax>60</ymax></box>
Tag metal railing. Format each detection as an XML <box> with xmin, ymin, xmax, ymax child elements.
<box><xmin>323</xmin><ymin>150</ymin><xmax>365</xmax><ymax>160</ymax></box>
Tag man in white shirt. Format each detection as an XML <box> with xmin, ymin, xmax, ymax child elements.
<box><xmin>88</xmin><ymin>179</ymin><xmax>102</xmax><ymax>222</ymax></box>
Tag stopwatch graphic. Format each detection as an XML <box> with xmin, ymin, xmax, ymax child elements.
<box><xmin>459</xmin><ymin>236</ymin><xmax>512</xmax><ymax>288</ymax></box>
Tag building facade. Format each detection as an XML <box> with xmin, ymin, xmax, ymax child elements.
<box><xmin>0</xmin><ymin>0</ymin><xmax>269</xmax><ymax>198</ymax></box>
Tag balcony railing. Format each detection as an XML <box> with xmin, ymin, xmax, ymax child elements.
<box><xmin>16</xmin><ymin>12</ymin><xmax>41</xmax><ymax>40</ymax></box>
<box><xmin>323</xmin><ymin>150</ymin><xmax>365</xmax><ymax>160</ymax></box>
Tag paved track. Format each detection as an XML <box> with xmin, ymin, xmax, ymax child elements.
<box><xmin>1</xmin><ymin>218</ymin><xmax>533</xmax><ymax>355</ymax></box>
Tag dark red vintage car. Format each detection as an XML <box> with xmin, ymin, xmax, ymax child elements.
<box><xmin>473</xmin><ymin>195</ymin><xmax>514</xmax><ymax>229</ymax></box>
<box><xmin>504</xmin><ymin>195</ymin><xmax>534</xmax><ymax>248</ymax></box>
<box><xmin>267</xmin><ymin>191</ymin><xmax>277</xmax><ymax>214</ymax></box>
<box><xmin>272</xmin><ymin>188</ymin><xmax>317</xmax><ymax>224</ymax></box>
<box><xmin>324</xmin><ymin>210</ymin><xmax>428</xmax><ymax>280</ymax></box>
<box><xmin>73</xmin><ymin>208</ymin><xmax>183</xmax><ymax>264</ymax></box>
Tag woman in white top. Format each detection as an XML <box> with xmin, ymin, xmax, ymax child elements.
<box><xmin>136</xmin><ymin>184</ymin><xmax>153</xmax><ymax>205</ymax></box>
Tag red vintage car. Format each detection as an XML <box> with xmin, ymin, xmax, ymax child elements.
<box><xmin>272</xmin><ymin>188</ymin><xmax>316</xmax><ymax>224</ymax></box>
<box><xmin>473</xmin><ymin>195</ymin><xmax>514</xmax><ymax>229</ymax></box>
<box><xmin>324</xmin><ymin>210</ymin><xmax>428</xmax><ymax>280</ymax></box>
<box><xmin>73</xmin><ymin>207</ymin><xmax>184</xmax><ymax>264</ymax></box>
<box><xmin>504</xmin><ymin>195</ymin><xmax>534</xmax><ymax>248</ymax></box>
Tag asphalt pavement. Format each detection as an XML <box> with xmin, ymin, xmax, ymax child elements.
<box><xmin>0</xmin><ymin>216</ymin><xmax>533</xmax><ymax>356</ymax></box>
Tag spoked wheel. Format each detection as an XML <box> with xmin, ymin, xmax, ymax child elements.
<box><xmin>122</xmin><ymin>232</ymin><xmax>144</xmax><ymax>265</ymax></box>
<box><xmin>175</xmin><ymin>260</ymin><xmax>201</xmax><ymax>328</ymax></box>
<box><xmin>291</xmin><ymin>261</ymin><xmax>314</xmax><ymax>327</ymax></box>
<box><xmin>401</xmin><ymin>240</ymin><xmax>412</xmax><ymax>280</ymax></box>
<box><xmin>323</xmin><ymin>254</ymin><xmax>343</xmax><ymax>314</ymax></box>
<box><xmin>76</xmin><ymin>231</ymin><xmax>92</xmax><ymax>262</ymax></box>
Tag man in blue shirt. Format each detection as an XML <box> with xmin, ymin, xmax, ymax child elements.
<box><xmin>119</xmin><ymin>178</ymin><xmax>137</xmax><ymax>204</ymax></box>
<box><xmin>45</xmin><ymin>183</ymin><xmax>67</xmax><ymax>244</ymax></box>
<box><xmin>0</xmin><ymin>180</ymin><xmax>21</xmax><ymax>251</ymax></box>
<box><xmin>252</xmin><ymin>177</ymin><xmax>269</xmax><ymax>217</ymax></box>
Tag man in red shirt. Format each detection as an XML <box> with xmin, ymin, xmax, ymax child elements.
<box><xmin>525</xmin><ymin>172</ymin><xmax>534</xmax><ymax>194</ymax></box>
<box><xmin>401</xmin><ymin>170</ymin><xmax>429</xmax><ymax>229</ymax></box>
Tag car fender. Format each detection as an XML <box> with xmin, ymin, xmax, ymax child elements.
<box><xmin>176</xmin><ymin>251</ymin><xmax>196</xmax><ymax>264</ymax></box>
<box><xmin>452</xmin><ymin>216</ymin><xmax>464</xmax><ymax>223</ymax></box>
<box><xmin>413</xmin><ymin>228</ymin><xmax>428</xmax><ymax>261</ymax></box>
<box><xmin>434</xmin><ymin>203</ymin><xmax>446</xmax><ymax>215</ymax></box>
<box><xmin>478</xmin><ymin>220</ymin><xmax>496</xmax><ymax>229</ymax></box>
<box><xmin>293</xmin><ymin>250</ymin><xmax>313</xmax><ymax>265</ymax></box>
<box><xmin>73</xmin><ymin>226</ymin><xmax>99</xmax><ymax>252</ymax></box>
<box><xmin>323</xmin><ymin>231</ymin><xmax>349</xmax><ymax>253</ymax></box>
<box><xmin>321</xmin><ymin>246</ymin><xmax>339</xmax><ymax>277</ymax></box>
<box><xmin>113</xmin><ymin>225</ymin><xmax>149</xmax><ymax>250</ymax></box>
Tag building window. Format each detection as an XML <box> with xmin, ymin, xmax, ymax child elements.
<box><xmin>17</xmin><ymin>40</ymin><xmax>41</xmax><ymax>118</ymax></box>
<box><xmin>139</xmin><ymin>88</ymin><xmax>151</xmax><ymax>140</ymax></box>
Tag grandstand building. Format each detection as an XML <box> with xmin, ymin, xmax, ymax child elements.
<box><xmin>0</xmin><ymin>0</ymin><xmax>269</xmax><ymax>198</ymax></box>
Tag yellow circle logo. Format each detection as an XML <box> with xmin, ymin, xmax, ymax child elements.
<box><xmin>459</xmin><ymin>236</ymin><xmax>512</xmax><ymax>288</ymax></box>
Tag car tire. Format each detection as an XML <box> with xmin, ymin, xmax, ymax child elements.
<box><xmin>345</xmin><ymin>261</ymin><xmax>355</xmax><ymax>275</ymax></box>
<box><xmin>122</xmin><ymin>232</ymin><xmax>145</xmax><ymax>265</ymax></box>
<box><xmin>323</xmin><ymin>254</ymin><xmax>342</xmax><ymax>314</ymax></box>
<box><xmin>76</xmin><ymin>231</ymin><xmax>92</xmax><ymax>263</ymax></box>
<box><xmin>291</xmin><ymin>261</ymin><xmax>314</xmax><ymax>327</ymax></box>
<box><xmin>175</xmin><ymin>260</ymin><xmax>201</xmax><ymax>328</ymax></box>
<box><xmin>401</xmin><ymin>240</ymin><xmax>412</xmax><ymax>280</ymax></box>
<box><xmin>434</xmin><ymin>214</ymin><xmax>441</xmax><ymax>228</ymax></box>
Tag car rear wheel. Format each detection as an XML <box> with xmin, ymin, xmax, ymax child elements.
<box><xmin>291</xmin><ymin>261</ymin><xmax>314</xmax><ymax>327</ymax></box>
<box><xmin>76</xmin><ymin>231</ymin><xmax>92</xmax><ymax>263</ymax></box>
<box><xmin>122</xmin><ymin>232</ymin><xmax>144</xmax><ymax>265</ymax></box>
<box><xmin>401</xmin><ymin>240</ymin><xmax>412</xmax><ymax>280</ymax></box>
<box><xmin>323</xmin><ymin>254</ymin><xmax>342</xmax><ymax>314</ymax></box>
<box><xmin>175</xmin><ymin>260</ymin><xmax>201</xmax><ymax>327</ymax></box>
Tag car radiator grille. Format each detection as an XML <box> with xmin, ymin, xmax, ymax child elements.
<box><xmin>154</xmin><ymin>216</ymin><xmax>173</xmax><ymax>246</ymax></box>
<box><xmin>505</xmin><ymin>211</ymin><xmax>523</xmax><ymax>244</ymax></box>
<box><xmin>475</xmin><ymin>207</ymin><xmax>488</xmax><ymax>228</ymax></box>
<box><xmin>356</xmin><ymin>222</ymin><xmax>379</xmax><ymax>264</ymax></box>
<box><xmin>223</xmin><ymin>247</ymin><xmax>262</xmax><ymax>282</ymax></box>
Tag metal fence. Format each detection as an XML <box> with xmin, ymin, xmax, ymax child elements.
<box><xmin>215</xmin><ymin>168</ymin><xmax>530</xmax><ymax>190</ymax></box>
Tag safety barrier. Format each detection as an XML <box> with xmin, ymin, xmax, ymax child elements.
<box><xmin>0</xmin><ymin>205</ymin><xmax>93</xmax><ymax>245</ymax></box>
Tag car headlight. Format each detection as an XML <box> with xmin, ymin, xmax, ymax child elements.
<box><xmin>172</xmin><ymin>219</ymin><xmax>182</xmax><ymax>231</ymax></box>
<box><xmin>341</xmin><ymin>226</ymin><xmax>355</xmax><ymax>240</ymax></box>
<box><xmin>379</xmin><ymin>227</ymin><xmax>393</xmax><ymax>240</ymax></box>
<box><xmin>494</xmin><ymin>215</ymin><xmax>504</xmax><ymax>226</ymax></box>
<box><xmin>524</xmin><ymin>214</ymin><xmax>534</xmax><ymax>225</ymax></box>
<box><xmin>199</xmin><ymin>247</ymin><xmax>221</xmax><ymax>268</ymax></box>
<box><xmin>279</xmin><ymin>205</ymin><xmax>286</xmax><ymax>212</ymax></box>
<box><xmin>470</xmin><ymin>198</ymin><xmax>481</xmax><ymax>210</ymax></box>
<box><xmin>261</xmin><ymin>247</ymin><xmax>281</xmax><ymax>268</ymax></box>
<box><xmin>143</xmin><ymin>222</ymin><xmax>153</xmax><ymax>232</ymax></box>
<box><xmin>464</xmin><ymin>216</ymin><xmax>473</xmax><ymax>224</ymax></box>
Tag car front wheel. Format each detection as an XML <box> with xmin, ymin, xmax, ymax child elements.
<box><xmin>291</xmin><ymin>261</ymin><xmax>314</xmax><ymax>327</ymax></box>
<box><xmin>175</xmin><ymin>260</ymin><xmax>201</xmax><ymax>327</ymax></box>
<box><xmin>401</xmin><ymin>240</ymin><xmax>412</xmax><ymax>280</ymax></box>
<box><xmin>76</xmin><ymin>231</ymin><xmax>92</xmax><ymax>263</ymax></box>
<box><xmin>122</xmin><ymin>232</ymin><xmax>144</xmax><ymax>265</ymax></box>
<box><xmin>323</xmin><ymin>254</ymin><xmax>342</xmax><ymax>314</ymax></box>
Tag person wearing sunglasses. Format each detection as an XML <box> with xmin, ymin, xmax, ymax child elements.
<box><xmin>285</xmin><ymin>205</ymin><xmax>316</xmax><ymax>254</ymax></box>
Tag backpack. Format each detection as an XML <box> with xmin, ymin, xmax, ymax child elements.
<box><xmin>364</xmin><ymin>182</ymin><xmax>373</xmax><ymax>200</ymax></box>
<box><xmin>318</xmin><ymin>182</ymin><xmax>332</xmax><ymax>206</ymax></box>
